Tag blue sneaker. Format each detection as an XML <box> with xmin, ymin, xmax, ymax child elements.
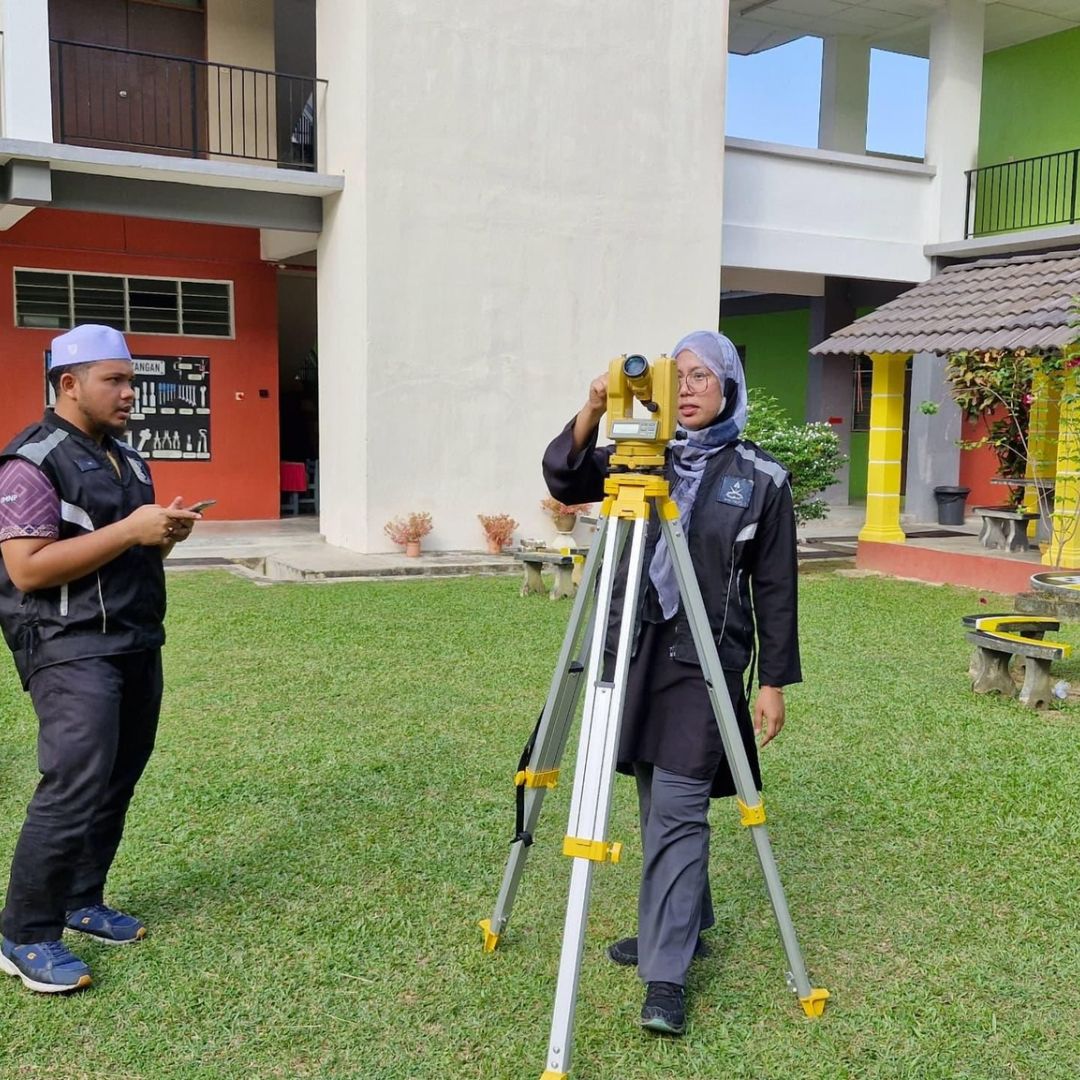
<box><xmin>65</xmin><ymin>904</ymin><xmax>146</xmax><ymax>945</ymax></box>
<box><xmin>0</xmin><ymin>937</ymin><xmax>92</xmax><ymax>993</ymax></box>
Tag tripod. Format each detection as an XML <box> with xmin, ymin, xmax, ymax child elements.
<box><xmin>479</xmin><ymin>357</ymin><xmax>827</xmax><ymax>1080</ymax></box>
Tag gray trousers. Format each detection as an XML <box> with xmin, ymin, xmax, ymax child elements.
<box><xmin>634</xmin><ymin>762</ymin><xmax>714</xmax><ymax>986</ymax></box>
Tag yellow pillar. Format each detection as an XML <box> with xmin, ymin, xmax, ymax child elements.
<box><xmin>1046</xmin><ymin>351</ymin><xmax>1080</xmax><ymax>567</ymax></box>
<box><xmin>858</xmin><ymin>352</ymin><xmax>908</xmax><ymax>544</ymax></box>
<box><xmin>1024</xmin><ymin>357</ymin><xmax>1059</xmax><ymax>540</ymax></box>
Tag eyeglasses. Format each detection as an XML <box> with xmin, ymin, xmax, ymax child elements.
<box><xmin>678</xmin><ymin>370</ymin><xmax>712</xmax><ymax>393</ymax></box>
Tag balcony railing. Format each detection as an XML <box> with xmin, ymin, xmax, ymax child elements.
<box><xmin>965</xmin><ymin>149</ymin><xmax>1080</xmax><ymax>239</ymax></box>
<box><xmin>50</xmin><ymin>39</ymin><xmax>325</xmax><ymax>171</ymax></box>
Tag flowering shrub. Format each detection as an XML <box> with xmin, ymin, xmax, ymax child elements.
<box><xmin>743</xmin><ymin>390</ymin><xmax>846</xmax><ymax>525</ymax></box>
<box><xmin>384</xmin><ymin>512</ymin><xmax>433</xmax><ymax>545</ymax></box>
<box><xmin>478</xmin><ymin>513</ymin><xmax>518</xmax><ymax>547</ymax></box>
<box><xmin>945</xmin><ymin>349</ymin><xmax>1042</xmax><ymax>497</ymax></box>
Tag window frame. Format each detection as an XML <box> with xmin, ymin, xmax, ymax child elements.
<box><xmin>14</xmin><ymin>268</ymin><xmax>234</xmax><ymax>340</ymax></box>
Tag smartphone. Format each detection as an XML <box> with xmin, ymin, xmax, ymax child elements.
<box><xmin>186</xmin><ymin>499</ymin><xmax>217</xmax><ymax>514</ymax></box>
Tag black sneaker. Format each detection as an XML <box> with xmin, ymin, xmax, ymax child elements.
<box><xmin>640</xmin><ymin>981</ymin><xmax>686</xmax><ymax>1035</ymax></box>
<box><xmin>607</xmin><ymin>935</ymin><xmax>710</xmax><ymax>967</ymax></box>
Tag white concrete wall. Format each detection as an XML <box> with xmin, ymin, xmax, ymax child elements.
<box><xmin>208</xmin><ymin>0</ymin><xmax>276</xmax><ymax>70</ymax></box>
<box><xmin>0</xmin><ymin>0</ymin><xmax>53</xmax><ymax>142</ymax></box>
<box><xmin>925</xmin><ymin>0</ymin><xmax>984</xmax><ymax>243</ymax></box>
<box><xmin>207</xmin><ymin>0</ymin><xmax>278</xmax><ymax>163</ymax></box>
<box><xmin>723</xmin><ymin>138</ymin><xmax>935</xmax><ymax>283</ymax></box>
<box><xmin>318</xmin><ymin>1</ymin><xmax>730</xmax><ymax>552</ymax></box>
<box><xmin>818</xmin><ymin>36</ymin><xmax>869</xmax><ymax>155</ymax></box>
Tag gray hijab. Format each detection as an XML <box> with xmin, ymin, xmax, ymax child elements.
<box><xmin>648</xmin><ymin>330</ymin><xmax>748</xmax><ymax>619</ymax></box>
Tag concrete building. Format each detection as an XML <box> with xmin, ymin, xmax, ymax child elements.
<box><xmin>1</xmin><ymin>1</ymin><xmax>1078</xmax><ymax>549</ymax></box>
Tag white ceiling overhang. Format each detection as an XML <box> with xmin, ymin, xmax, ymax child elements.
<box><xmin>730</xmin><ymin>0</ymin><xmax>1080</xmax><ymax>58</ymax></box>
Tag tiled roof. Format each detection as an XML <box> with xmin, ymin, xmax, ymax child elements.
<box><xmin>810</xmin><ymin>249</ymin><xmax>1080</xmax><ymax>356</ymax></box>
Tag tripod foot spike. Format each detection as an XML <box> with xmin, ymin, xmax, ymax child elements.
<box><xmin>799</xmin><ymin>987</ymin><xmax>830</xmax><ymax>1018</ymax></box>
<box><xmin>478</xmin><ymin>918</ymin><xmax>500</xmax><ymax>953</ymax></box>
<box><xmin>540</xmin><ymin>1071</ymin><xmax>567</xmax><ymax>1079</ymax></box>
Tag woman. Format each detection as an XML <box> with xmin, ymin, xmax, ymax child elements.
<box><xmin>542</xmin><ymin>330</ymin><xmax>801</xmax><ymax>1035</ymax></box>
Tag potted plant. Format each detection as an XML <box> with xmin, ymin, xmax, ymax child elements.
<box><xmin>478</xmin><ymin>513</ymin><xmax>518</xmax><ymax>554</ymax></box>
<box><xmin>540</xmin><ymin>496</ymin><xmax>592</xmax><ymax>549</ymax></box>
<box><xmin>384</xmin><ymin>511</ymin><xmax>433</xmax><ymax>557</ymax></box>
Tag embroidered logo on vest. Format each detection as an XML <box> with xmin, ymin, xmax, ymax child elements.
<box><xmin>718</xmin><ymin>475</ymin><xmax>753</xmax><ymax>508</ymax></box>
<box><xmin>127</xmin><ymin>455</ymin><xmax>151</xmax><ymax>486</ymax></box>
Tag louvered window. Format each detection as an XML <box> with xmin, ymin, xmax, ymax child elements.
<box><xmin>14</xmin><ymin>271</ymin><xmax>71</xmax><ymax>329</ymax></box>
<box><xmin>73</xmin><ymin>275</ymin><xmax>125</xmax><ymax>329</ymax></box>
<box><xmin>128</xmin><ymin>278</ymin><xmax>180</xmax><ymax>334</ymax></box>
<box><xmin>14</xmin><ymin>270</ymin><xmax>233</xmax><ymax>338</ymax></box>
<box><xmin>180</xmin><ymin>281</ymin><xmax>232</xmax><ymax>337</ymax></box>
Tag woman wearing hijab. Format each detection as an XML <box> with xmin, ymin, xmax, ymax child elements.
<box><xmin>541</xmin><ymin>330</ymin><xmax>801</xmax><ymax>1036</ymax></box>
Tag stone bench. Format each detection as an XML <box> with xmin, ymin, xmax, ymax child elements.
<box><xmin>972</xmin><ymin>506</ymin><xmax>1039</xmax><ymax>552</ymax></box>
<box><xmin>514</xmin><ymin>550</ymin><xmax>585</xmax><ymax>600</ymax></box>
<box><xmin>962</xmin><ymin>613</ymin><xmax>1069</xmax><ymax>708</ymax></box>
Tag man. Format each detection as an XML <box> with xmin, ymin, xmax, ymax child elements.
<box><xmin>0</xmin><ymin>324</ymin><xmax>200</xmax><ymax>994</ymax></box>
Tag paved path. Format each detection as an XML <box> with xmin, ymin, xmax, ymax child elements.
<box><xmin>168</xmin><ymin>507</ymin><xmax>959</xmax><ymax>582</ymax></box>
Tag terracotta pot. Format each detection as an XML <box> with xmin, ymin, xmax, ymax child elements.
<box><xmin>486</xmin><ymin>537</ymin><xmax>504</xmax><ymax>555</ymax></box>
<box><xmin>405</xmin><ymin>540</ymin><xmax>421</xmax><ymax>557</ymax></box>
<box><xmin>552</xmin><ymin>512</ymin><xmax>577</xmax><ymax>534</ymax></box>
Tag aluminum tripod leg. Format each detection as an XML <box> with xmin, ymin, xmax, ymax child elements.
<box><xmin>542</xmin><ymin>513</ymin><xmax>649</xmax><ymax>1080</ymax></box>
<box><xmin>658</xmin><ymin>505</ymin><xmax>829</xmax><ymax>1018</ymax></box>
<box><xmin>480</xmin><ymin>517</ymin><xmax>609</xmax><ymax>952</ymax></box>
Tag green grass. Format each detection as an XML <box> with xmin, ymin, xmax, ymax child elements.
<box><xmin>1</xmin><ymin>571</ymin><xmax>1079</xmax><ymax>1079</ymax></box>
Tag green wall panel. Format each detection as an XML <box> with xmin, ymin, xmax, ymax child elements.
<box><xmin>848</xmin><ymin>431</ymin><xmax>868</xmax><ymax>502</ymax></box>
<box><xmin>722</xmin><ymin>308</ymin><xmax>810</xmax><ymax>422</ymax></box>
<box><xmin>979</xmin><ymin>27</ymin><xmax>1080</xmax><ymax>166</ymax></box>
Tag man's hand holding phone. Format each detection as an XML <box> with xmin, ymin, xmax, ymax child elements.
<box><xmin>158</xmin><ymin>497</ymin><xmax>215</xmax><ymax>547</ymax></box>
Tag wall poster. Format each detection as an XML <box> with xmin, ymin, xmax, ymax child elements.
<box><xmin>46</xmin><ymin>352</ymin><xmax>212</xmax><ymax>461</ymax></box>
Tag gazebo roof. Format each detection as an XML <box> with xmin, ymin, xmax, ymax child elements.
<box><xmin>810</xmin><ymin>249</ymin><xmax>1080</xmax><ymax>357</ymax></box>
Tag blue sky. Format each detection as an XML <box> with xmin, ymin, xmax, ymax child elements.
<box><xmin>726</xmin><ymin>36</ymin><xmax>929</xmax><ymax>158</ymax></box>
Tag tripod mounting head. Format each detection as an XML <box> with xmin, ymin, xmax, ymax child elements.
<box><xmin>606</xmin><ymin>354</ymin><xmax>677</xmax><ymax>471</ymax></box>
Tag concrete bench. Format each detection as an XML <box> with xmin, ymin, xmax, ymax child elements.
<box><xmin>515</xmin><ymin>550</ymin><xmax>585</xmax><ymax>600</ymax></box>
<box><xmin>972</xmin><ymin>506</ymin><xmax>1039</xmax><ymax>552</ymax></box>
<box><xmin>962</xmin><ymin>613</ymin><xmax>1069</xmax><ymax>708</ymax></box>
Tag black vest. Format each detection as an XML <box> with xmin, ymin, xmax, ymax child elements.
<box><xmin>0</xmin><ymin>413</ymin><xmax>165</xmax><ymax>686</ymax></box>
<box><xmin>604</xmin><ymin>440</ymin><xmax>788</xmax><ymax>674</ymax></box>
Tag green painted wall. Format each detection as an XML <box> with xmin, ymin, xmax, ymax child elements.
<box><xmin>848</xmin><ymin>431</ymin><xmax>868</xmax><ymax>502</ymax></box>
<box><xmin>722</xmin><ymin>308</ymin><xmax>809</xmax><ymax>422</ymax></box>
<box><xmin>979</xmin><ymin>27</ymin><xmax>1080</xmax><ymax>166</ymax></box>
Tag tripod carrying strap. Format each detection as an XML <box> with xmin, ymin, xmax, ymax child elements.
<box><xmin>512</xmin><ymin>710</ymin><xmax>560</xmax><ymax>846</ymax></box>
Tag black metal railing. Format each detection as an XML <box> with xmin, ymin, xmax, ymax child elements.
<box><xmin>965</xmin><ymin>148</ymin><xmax>1080</xmax><ymax>239</ymax></box>
<box><xmin>51</xmin><ymin>39</ymin><xmax>325</xmax><ymax>170</ymax></box>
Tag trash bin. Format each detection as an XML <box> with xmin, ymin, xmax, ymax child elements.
<box><xmin>933</xmin><ymin>485</ymin><xmax>970</xmax><ymax>526</ymax></box>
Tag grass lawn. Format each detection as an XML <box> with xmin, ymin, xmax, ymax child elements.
<box><xmin>1</xmin><ymin>570</ymin><xmax>1079</xmax><ymax>1079</ymax></box>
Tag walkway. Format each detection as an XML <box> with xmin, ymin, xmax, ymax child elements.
<box><xmin>169</xmin><ymin>507</ymin><xmax>1048</xmax><ymax>593</ymax></box>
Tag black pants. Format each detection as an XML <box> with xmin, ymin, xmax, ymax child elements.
<box><xmin>2</xmin><ymin>651</ymin><xmax>162</xmax><ymax>944</ymax></box>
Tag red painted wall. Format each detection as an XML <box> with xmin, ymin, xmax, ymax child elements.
<box><xmin>0</xmin><ymin>210</ymin><xmax>279</xmax><ymax>519</ymax></box>
<box><xmin>958</xmin><ymin>410</ymin><xmax>1007</xmax><ymax>509</ymax></box>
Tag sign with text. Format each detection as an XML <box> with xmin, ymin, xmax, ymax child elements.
<box><xmin>46</xmin><ymin>352</ymin><xmax>212</xmax><ymax>461</ymax></box>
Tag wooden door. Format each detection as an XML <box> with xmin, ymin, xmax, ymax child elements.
<box><xmin>49</xmin><ymin>0</ymin><xmax>207</xmax><ymax>156</ymax></box>
<box><xmin>126</xmin><ymin>2</ymin><xmax>208</xmax><ymax>155</ymax></box>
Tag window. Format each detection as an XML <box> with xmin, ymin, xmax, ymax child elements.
<box><xmin>14</xmin><ymin>269</ymin><xmax>233</xmax><ymax>338</ymax></box>
<box><xmin>73</xmin><ymin>275</ymin><xmax>124</xmax><ymax>330</ymax></box>
<box><xmin>852</xmin><ymin>354</ymin><xmax>914</xmax><ymax>432</ymax></box>
<box><xmin>852</xmin><ymin>356</ymin><xmax>872</xmax><ymax>432</ymax></box>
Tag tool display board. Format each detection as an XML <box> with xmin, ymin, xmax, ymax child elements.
<box><xmin>46</xmin><ymin>352</ymin><xmax>212</xmax><ymax>461</ymax></box>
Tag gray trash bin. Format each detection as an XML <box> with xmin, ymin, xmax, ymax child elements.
<box><xmin>933</xmin><ymin>485</ymin><xmax>970</xmax><ymax>526</ymax></box>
